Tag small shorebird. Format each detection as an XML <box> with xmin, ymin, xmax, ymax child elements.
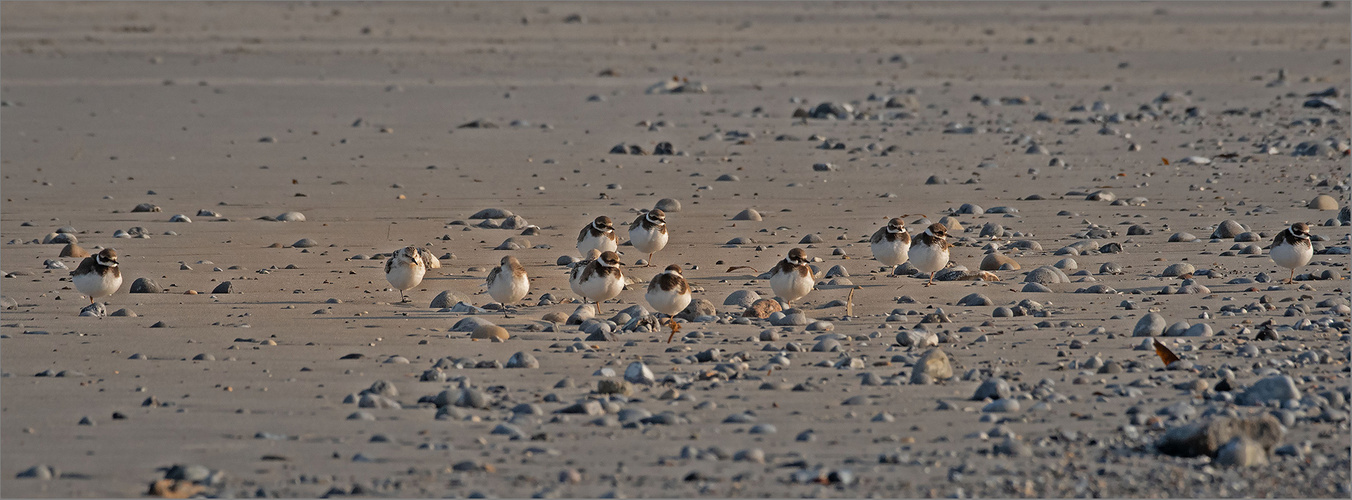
<box><xmin>71</xmin><ymin>248</ymin><xmax>122</xmax><ymax>304</ymax></box>
<box><xmin>384</xmin><ymin>246</ymin><xmax>426</xmax><ymax>302</ymax></box>
<box><xmin>645</xmin><ymin>264</ymin><xmax>692</xmax><ymax>342</ymax></box>
<box><xmin>768</xmin><ymin>247</ymin><xmax>814</xmax><ymax>308</ymax></box>
<box><xmin>628</xmin><ymin>209</ymin><xmax>669</xmax><ymax>266</ymax></box>
<box><xmin>569</xmin><ymin>250</ymin><xmax>625</xmax><ymax>316</ymax></box>
<box><xmin>1269</xmin><ymin>222</ymin><xmax>1313</xmax><ymax>284</ymax></box>
<box><xmin>577</xmin><ymin>216</ymin><xmax>619</xmax><ymax>257</ymax></box>
<box><xmin>486</xmin><ymin>255</ymin><xmax>530</xmax><ymax>313</ymax></box>
<box><xmin>910</xmin><ymin>223</ymin><xmax>951</xmax><ymax>286</ymax></box>
<box><xmin>870</xmin><ymin>217</ymin><xmax>912</xmax><ymax>267</ymax></box>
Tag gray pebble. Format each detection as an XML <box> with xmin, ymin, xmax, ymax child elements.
<box><xmin>731</xmin><ymin>209</ymin><xmax>762</xmax><ymax>221</ymax></box>
<box><xmin>972</xmin><ymin>378</ymin><xmax>1011</xmax><ymax>400</ymax></box>
<box><xmin>506</xmin><ymin>352</ymin><xmax>539</xmax><ymax>369</ymax></box>
<box><xmin>1133</xmin><ymin>313</ymin><xmax>1166</xmax><ymax>337</ymax></box>
<box><xmin>982</xmin><ymin>398</ymin><xmax>1020</xmax><ymax>413</ymax></box>
<box><xmin>654</xmin><ymin>198</ymin><xmax>681</xmax><ymax>212</ymax></box>
<box><xmin>129</xmin><ymin>277</ymin><xmax>163</xmax><ymax>294</ymax></box>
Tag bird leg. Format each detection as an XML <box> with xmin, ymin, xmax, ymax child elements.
<box><xmin>594</xmin><ymin>301</ymin><xmax>601</xmax><ymax>317</ymax></box>
<box><xmin>665</xmin><ymin>316</ymin><xmax>682</xmax><ymax>343</ymax></box>
<box><xmin>925</xmin><ymin>271</ymin><xmax>937</xmax><ymax>287</ymax></box>
<box><xmin>645</xmin><ymin>252</ymin><xmax>655</xmax><ymax>267</ymax></box>
<box><xmin>1287</xmin><ymin>269</ymin><xmax>1296</xmax><ymax>284</ymax></box>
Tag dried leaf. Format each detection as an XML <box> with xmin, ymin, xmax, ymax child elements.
<box><xmin>1154</xmin><ymin>339</ymin><xmax>1180</xmax><ymax>365</ymax></box>
<box><xmin>726</xmin><ymin>266</ymin><xmax>759</xmax><ymax>273</ymax></box>
<box><xmin>1161</xmin><ymin>157</ymin><xmax>1170</xmax><ymax>166</ymax></box>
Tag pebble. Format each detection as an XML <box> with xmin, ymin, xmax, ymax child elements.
<box><xmin>80</xmin><ymin>302</ymin><xmax>107</xmax><ymax>318</ymax></box>
<box><xmin>1211</xmin><ymin>220</ymin><xmax>1247</xmax><ymax>238</ymax></box>
<box><xmin>452</xmin><ymin>317</ymin><xmax>495</xmax><ymax>332</ymax></box>
<box><xmin>733</xmin><ymin>448</ymin><xmax>766</xmax><ymax>463</ymax></box>
<box><xmin>676</xmin><ymin>299</ymin><xmax>717</xmax><ymax>321</ymax></box>
<box><xmin>471</xmin><ymin>325</ymin><xmax>510</xmax><ymax>341</ymax></box>
<box><xmin>15</xmin><ymin>464</ymin><xmax>57</xmax><ymax>480</ymax></box>
<box><xmin>896</xmin><ymin>329</ymin><xmax>938</xmax><ymax>348</ymax></box>
<box><xmin>129</xmin><ymin>277</ymin><xmax>163</xmax><ymax>294</ymax></box>
<box><xmin>1024</xmin><ymin>266</ymin><xmax>1069</xmax><ymax>284</ymax></box>
<box><xmin>806</xmin><ymin>320</ymin><xmax>834</xmax><ymax>331</ymax></box>
<box><xmin>429</xmin><ymin>291</ymin><xmax>470</xmax><ymax>309</ymax></box>
<box><xmin>979</xmin><ymin>252</ymin><xmax>1019</xmax><ymax>271</ymax></box>
<box><xmin>731</xmin><ymin>209</ymin><xmax>762</xmax><ymax>221</ymax></box>
<box><xmin>1133</xmin><ymin>313</ymin><xmax>1166</xmax><ymax>336</ymax></box>
<box><xmin>623</xmin><ymin>362</ymin><xmax>655</xmax><ymax>385</ymax></box>
<box><xmin>993</xmin><ymin>437</ymin><xmax>1033</xmax><ymax>457</ymax></box>
<box><xmin>506</xmin><ymin>352</ymin><xmax>539</xmax><ymax>369</ymax></box>
<box><xmin>1239</xmin><ymin>375</ymin><xmax>1301</xmax><ymax>406</ymax></box>
<box><xmin>911</xmin><ymin>348</ymin><xmax>953</xmax><ymax>382</ymax></box>
<box><xmin>747</xmin><ymin>424</ymin><xmax>777</xmax><ymax>434</ymax></box>
<box><xmin>275</xmin><ymin>211</ymin><xmax>306</xmax><ymax>222</ymax></box>
<box><xmin>597</xmin><ymin>380</ymin><xmax>633</xmax><ymax>396</ymax></box>
<box><xmin>810</xmin><ymin>339</ymin><xmax>841</xmax><ymax>352</ymax></box>
<box><xmin>1162</xmin><ymin>263</ymin><xmax>1195</xmax><ymax>277</ymax></box>
<box><xmin>957</xmin><ymin>293</ymin><xmax>993</xmax><ymax>306</ymax></box>
<box><xmin>982</xmin><ymin>398</ymin><xmax>1020</xmax><ymax>413</ymax></box>
<box><xmin>495</xmin><ymin>237</ymin><xmax>531</xmax><ymax>250</ymax></box>
<box><xmin>1164</xmin><ymin>321</ymin><xmax>1191</xmax><ymax>337</ymax></box>
<box><xmin>771</xmin><ymin>309</ymin><xmax>808</xmax><ymax>326</ymax></box>
<box><xmin>972</xmin><ymin>378</ymin><xmax>1011</xmax><ymax>400</ymax></box>
<box><xmin>60</xmin><ymin>243</ymin><xmax>90</xmax><ymax>258</ymax></box>
<box><xmin>1184</xmin><ymin>323</ymin><xmax>1213</xmax><ymax>337</ymax></box>
<box><xmin>724</xmin><ymin>290</ymin><xmax>760</xmax><ymax>307</ymax></box>
<box><xmin>470</xmin><ymin>208</ymin><xmax>514</xmax><ymax>219</ymax></box>
<box><xmin>1215</xmin><ymin>437</ymin><xmax>1268</xmax><ymax>467</ymax></box>
<box><xmin>654</xmin><ymin>198</ymin><xmax>681</xmax><ymax>212</ymax></box>
<box><xmin>1308</xmin><ymin>194</ymin><xmax>1338</xmax><ymax>210</ymax></box>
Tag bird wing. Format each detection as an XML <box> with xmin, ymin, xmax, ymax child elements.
<box><xmin>71</xmin><ymin>256</ymin><xmax>96</xmax><ymax>276</ymax></box>
<box><xmin>767</xmin><ymin>260</ymin><xmax>787</xmax><ymax>278</ymax></box>
<box><xmin>1269</xmin><ymin>231</ymin><xmax>1285</xmax><ymax>249</ymax></box>
<box><xmin>869</xmin><ymin>226</ymin><xmax>888</xmax><ymax>244</ymax></box>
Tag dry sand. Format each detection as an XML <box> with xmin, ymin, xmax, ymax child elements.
<box><xmin>2</xmin><ymin>2</ymin><xmax>1349</xmax><ymax>497</ymax></box>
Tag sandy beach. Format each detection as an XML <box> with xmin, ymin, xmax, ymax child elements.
<box><xmin>2</xmin><ymin>2</ymin><xmax>1349</xmax><ymax>497</ymax></box>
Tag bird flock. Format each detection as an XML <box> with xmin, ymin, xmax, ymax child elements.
<box><xmin>70</xmin><ymin>207</ymin><xmax>1318</xmax><ymax>342</ymax></box>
